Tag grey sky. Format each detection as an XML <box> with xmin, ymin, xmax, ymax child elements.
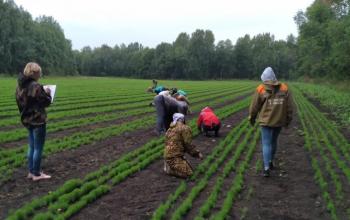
<box><xmin>14</xmin><ymin>0</ymin><xmax>314</xmax><ymax>50</ymax></box>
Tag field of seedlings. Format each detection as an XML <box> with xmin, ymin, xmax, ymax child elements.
<box><xmin>0</xmin><ymin>77</ymin><xmax>349</xmax><ymax>220</ymax></box>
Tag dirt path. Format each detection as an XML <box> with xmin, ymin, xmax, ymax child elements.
<box><xmin>229</xmin><ymin>113</ymin><xmax>331</xmax><ymax>220</ymax></box>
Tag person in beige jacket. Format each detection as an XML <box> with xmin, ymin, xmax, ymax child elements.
<box><xmin>249</xmin><ymin>67</ymin><xmax>293</xmax><ymax>177</ymax></box>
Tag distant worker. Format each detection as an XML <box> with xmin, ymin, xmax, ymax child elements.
<box><xmin>146</xmin><ymin>79</ymin><xmax>168</xmax><ymax>95</ymax></box>
<box><xmin>197</xmin><ymin>107</ymin><xmax>221</xmax><ymax>137</ymax></box>
<box><xmin>154</xmin><ymin>94</ymin><xmax>188</xmax><ymax>135</ymax></box>
<box><xmin>15</xmin><ymin>62</ymin><xmax>52</xmax><ymax>181</ymax></box>
<box><xmin>249</xmin><ymin>67</ymin><xmax>293</xmax><ymax>177</ymax></box>
<box><xmin>164</xmin><ymin>113</ymin><xmax>203</xmax><ymax>178</ymax></box>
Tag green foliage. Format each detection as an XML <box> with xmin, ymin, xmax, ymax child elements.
<box><xmin>75</xmin><ymin>30</ymin><xmax>297</xmax><ymax>80</ymax></box>
<box><xmin>292</xmin><ymin>85</ymin><xmax>350</xmax><ymax>220</ymax></box>
<box><xmin>255</xmin><ymin>159</ymin><xmax>262</xmax><ymax>174</ymax></box>
<box><xmin>5</xmin><ymin>84</ymin><xmax>252</xmax><ymax>220</ymax></box>
<box><xmin>295</xmin><ymin>0</ymin><xmax>350</xmax><ymax>79</ymax></box>
<box><xmin>0</xmin><ymin>1</ymin><xmax>75</xmax><ymax>75</ymax></box>
<box><xmin>293</xmin><ymin>82</ymin><xmax>350</xmax><ymax>127</ymax></box>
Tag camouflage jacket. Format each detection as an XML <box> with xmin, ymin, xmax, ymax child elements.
<box><xmin>249</xmin><ymin>81</ymin><xmax>293</xmax><ymax>127</ymax></box>
<box><xmin>164</xmin><ymin>122</ymin><xmax>201</xmax><ymax>159</ymax></box>
<box><xmin>15</xmin><ymin>73</ymin><xmax>51</xmax><ymax>128</ymax></box>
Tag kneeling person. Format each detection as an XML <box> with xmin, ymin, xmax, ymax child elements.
<box><xmin>164</xmin><ymin>113</ymin><xmax>203</xmax><ymax>178</ymax></box>
<box><xmin>197</xmin><ymin>107</ymin><xmax>221</xmax><ymax>137</ymax></box>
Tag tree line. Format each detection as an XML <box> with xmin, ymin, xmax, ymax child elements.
<box><xmin>294</xmin><ymin>0</ymin><xmax>350</xmax><ymax>80</ymax></box>
<box><xmin>0</xmin><ymin>0</ymin><xmax>349</xmax><ymax>79</ymax></box>
<box><xmin>75</xmin><ymin>31</ymin><xmax>297</xmax><ymax>79</ymax></box>
<box><xmin>0</xmin><ymin>0</ymin><xmax>75</xmax><ymax>75</ymax></box>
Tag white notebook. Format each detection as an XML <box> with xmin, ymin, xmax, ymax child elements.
<box><xmin>43</xmin><ymin>85</ymin><xmax>57</xmax><ymax>103</ymax></box>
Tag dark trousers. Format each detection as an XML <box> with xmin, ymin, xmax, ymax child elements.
<box><xmin>200</xmin><ymin>123</ymin><xmax>221</xmax><ymax>136</ymax></box>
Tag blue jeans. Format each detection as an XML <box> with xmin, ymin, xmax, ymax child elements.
<box><xmin>27</xmin><ymin>124</ymin><xmax>46</xmax><ymax>176</ymax></box>
<box><xmin>261</xmin><ymin>126</ymin><xmax>282</xmax><ymax>170</ymax></box>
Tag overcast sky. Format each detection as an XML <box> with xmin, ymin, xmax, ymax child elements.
<box><xmin>14</xmin><ymin>0</ymin><xmax>314</xmax><ymax>50</ymax></box>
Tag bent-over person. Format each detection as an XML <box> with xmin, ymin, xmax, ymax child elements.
<box><xmin>164</xmin><ymin>113</ymin><xmax>203</xmax><ymax>178</ymax></box>
<box><xmin>154</xmin><ymin>95</ymin><xmax>188</xmax><ymax>135</ymax></box>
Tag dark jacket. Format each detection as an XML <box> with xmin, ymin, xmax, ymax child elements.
<box><xmin>249</xmin><ymin>81</ymin><xmax>293</xmax><ymax>127</ymax></box>
<box><xmin>15</xmin><ymin>73</ymin><xmax>51</xmax><ymax>128</ymax></box>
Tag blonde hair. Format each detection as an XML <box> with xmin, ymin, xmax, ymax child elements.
<box><xmin>23</xmin><ymin>62</ymin><xmax>42</xmax><ymax>79</ymax></box>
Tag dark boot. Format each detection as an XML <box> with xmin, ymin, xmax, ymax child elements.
<box><xmin>263</xmin><ymin>169</ymin><xmax>270</xmax><ymax>177</ymax></box>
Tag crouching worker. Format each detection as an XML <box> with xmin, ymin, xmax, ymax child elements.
<box><xmin>164</xmin><ymin>113</ymin><xmax>203</xmax><ymax>178</ymax></box>
<box><xmin>197</xmin><ymin>107</ymin><xmax>221</xmax><ymax>137</ymax></box>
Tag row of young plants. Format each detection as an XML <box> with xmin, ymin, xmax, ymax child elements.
<box><xmin>0</xmin><ymin>86</ymin><xmax>252</xmax><ymax>143</ymax></box>
<box><xmin>0</xmin><ymin>88</ymin><xmax>152</xmax><ymax>113</ymax></box>
<box><xmin>170</xmin><ymin>127</ymin><xmax>259</xmax><ymax>220</ymax></box>
<box><xmin>0</xmin><ymin>85</ymin><xmax>251</xmax><ymax>149</ymax></box>
<box><xmin>292</xmin><ymin>82</ymin><xmax>350</xmax><ymax>127</ymax></box>
<box><xmin>152</xmin><ymin>119</ymin><xmax>258</xmax><ymax>220</ymax></box>
<box><xmin>0</xmin><ymin>77</ymin><xmax>255</xmax><ymax>114</ymax></box>
<box><xmin>5</xmin><ymin>95</ymin><xmax>251</xmax><ymax>220</ymax></box>
<box><xmin>0</xmin><ymin>85</ymin><xmax>235</xmax><ymax>127</ymax></box>
<box><xmin>151</xmin><ymin>118</ymin><xmax>250</xmax><ymax>219</ymax></box>
<box><xmin>292</xmin><ymin>86</ymin><xmax>350</xmax><ymax>220</ymax></box>
<box><xmin>0</xmin><ymin>84</ymin><xmax>252</xmax><ymax>130</ymax></box>
<box><xmin>294</xmin><ymin>88</ymin><xmax>350</xmax><ymax>179</ymax></box>
<box><xmin>0</xmin><ymin>78</ymin><xmax>231</xmax><ymax>105</ymax></box>
<box><xmin>0</xmin><ymin>92</ymin><xmax>251</xmax><ymax>184</ymax></box>
<box><xmin>205</xmin><ymin>130</ymin><xmax>259</xmax><ymax>220</ymax></box>
<box><xmin>0</xmin><ymin>84</ymin><xmax>216</xmax><ymax>118</ymax></box>
<box><xmin>0</xmin><ymin>86</ymin><xmax>236</xmax><ymax>143</ymax></box>
<box><xmin>0</xmin><ymin>89</ymin><xmax>249</xmax><ymax>163</ymax></box>
<box><xmin>0</xmin><ymin>77</ymin><xmax>159</xmax><ymax>104</ymax></box>
<box><xmin>0</xmin><ymin>93</ymin><xmax>150</xmax><ymax>117</ymax></box>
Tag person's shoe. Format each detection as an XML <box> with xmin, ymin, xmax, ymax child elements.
<box><xmin>27</xmin><ymin>173</ymin><xmax>34</xmax><ymax>179</ymax></box>
<box><xmin>32</xmin><ymin>172</ymin><xmax>51</xmax><ymax>181</ymax></box>
<box><xmin>164</xmin><ymin>162</ymin><xmax>170</xmax><ymax>173</ymax></box>
<box><xmin>269</xmin><ymin>161</ymin><xmax>274</xmax><ymax>170</ymax></box>
<box><xmin>263</xmin><ymin>169</ymin><xmax>270</xmax><ymax>177</ymax></box>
